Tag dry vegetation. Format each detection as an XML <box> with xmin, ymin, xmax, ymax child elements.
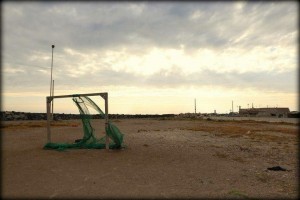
<box><xmin>2</xmin><ymin>117</ymin><xmax>298</xmax><ymax>199</ymax></box>
<box><xmin>184</xmin><ymin>119</ymin><xmax>297</xmax><ymax>135</ymax></box>
<box><xmin>1</xmin><ymin>120</ymin><xmax>80</xmax><ymax>129</ymax></box>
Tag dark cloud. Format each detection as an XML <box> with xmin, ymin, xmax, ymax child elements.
<box><xmin>3</xmin><ymin>1</ymin><xmax>297</xmax><ymax>51</ymax></box>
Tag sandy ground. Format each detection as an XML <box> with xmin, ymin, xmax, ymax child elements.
<box><xmin>1</xmin><ymin>117</ymin><xmax>299</xmax><ymax>199</ymax></box>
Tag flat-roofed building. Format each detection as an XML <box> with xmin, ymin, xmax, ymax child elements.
<box><xmin>239</xmin><ymin>107</ymin><xmax>290</xmax><ymax>118</ymax></box>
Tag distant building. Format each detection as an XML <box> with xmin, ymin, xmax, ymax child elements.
<box><xmin>288</xmin><ymin>111</ymin><xmax>300</xmax><ymax>118</ymax></box>
<box><xmin>239</xmin><ymin>107</ymin><xmax>290</xmax><ymax>118</ymax></box>
<box><xmin>228</xmin><ymin>112</ymin><xmax>239</xmax><ymax>116</ymax></box>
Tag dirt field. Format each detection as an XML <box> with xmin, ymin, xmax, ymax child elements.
<box><xmin>1</xmin><ymin>117</ymin><xmax>299</xmax><ymax>199</ymax></box>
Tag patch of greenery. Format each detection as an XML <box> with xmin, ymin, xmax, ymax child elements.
<box><xmin>228</xmin><ymin>189</ymin><xmax>249</xmax><ymax>198</ymax></box>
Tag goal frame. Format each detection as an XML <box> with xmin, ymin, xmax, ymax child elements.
<box><xmin>46</xmin><ymin>92</ymin><xmax>110</xmax><ymax>150</ymax></box>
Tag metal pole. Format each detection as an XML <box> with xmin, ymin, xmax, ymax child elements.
<box><xmin>105</xmin><ymin>93</ymin><xmax>109</xmax><ymax>150</ymax></box>
<box><xmin>51</xmin><ymin>80</ymin><xmax>54</xmax><ymax>120</ymax></box>
<box><xmin>50</xmin><ymin>45</ymin><xmax>55</xmax><ymax>120</ymax></box>
<box><xmin>47</xmin><ymin>97</ymin><xmax>51</xmax><ymax>143</ymax></box>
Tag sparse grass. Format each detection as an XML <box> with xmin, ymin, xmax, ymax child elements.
<box><xmin>1</xmin><ymin>121</ymin><xmax>80</xmax><ymax>129</ymax></box>
<box><xmin>214</xmin><ymin>151</ymin><xmax>229</xmax><ymax>159</ymax></box>
<box><xmin>137</xmin><ymin>129</ymin><xmax>161</xmax><ymax>132</ymax></box>
<box><xmin>255</xmin><ymin>173</ymin><xmax>269</xmax><ymax>183</ymax></box>
<box><xmin>137</xmin><ymin>129</ymin><xmax>148</xmax><ymax>133</ymax></box>
<box><xmin>248</xmin><ymin>133</ymin><xmax>286</xmax><ymax>143</ymax></box>
<box><xmin>157</xmin><ymin>117</ymin><xmax>175</xmax><ymax>120</ymax></box>
<box><xmin>232</xmin><ymin>156</ymin><xmax>246</xmax><ymax>163</ymax></box>
<box><xmin>210</xmin><ymin>144</ymin><xmax>222</xmax><ymax>148</ymax></box>
<box><xmin>229</xmin><ymin>134</ymin><xmax>242</xmax><ymax>138</ymax></box>
<box><xmin>50</xmin><ymin>121</ymin><xmax>80</xmax><ymax>127</ymax></box>
<box><xmin>186</xmin><ymin>124</ymin><xmax>297</xmax><ymax>136</ymax></box>
<box><xmin>182</xmin><ymin>120</ymin><xmax>297</xmax><ymax>143</ymax></box>
<box><xmin>228</xmin><ymin>189</ymin><xmax>249</xmax><ymax>198</ymax></box>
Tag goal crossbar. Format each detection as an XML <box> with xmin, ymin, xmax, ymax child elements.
<box><xmin>47</xmin><ymin>92</ymin><xmax>108</xmax><ymax>101</ymax></box>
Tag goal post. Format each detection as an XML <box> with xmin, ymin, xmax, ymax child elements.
<box><xmin>46</xmin><ymin>92</ymin><xmax>110</xmax><ymax>150</ymax></box>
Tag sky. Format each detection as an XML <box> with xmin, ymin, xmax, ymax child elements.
<box><xmin>2</xmin><ymin>1</ymin><xmax>298</xmax><ymax>114</ymax></box>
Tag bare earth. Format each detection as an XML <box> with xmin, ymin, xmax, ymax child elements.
<box><xmin>1</xmin><ymin>118</ymin><xmax>299</xmax><ymax>199</ymax></box>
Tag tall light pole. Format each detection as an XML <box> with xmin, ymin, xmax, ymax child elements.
<box><xmin>50</xmin><ymin>45</ymin><xmax>55</xmax><ymax>120</ymax></box>
<box><xmin>52</xmin><ymin>80</ymin><xmax>54</xmax><ymax>118</ymax></box>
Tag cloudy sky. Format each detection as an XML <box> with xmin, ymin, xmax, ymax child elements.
<box><xmin>2</xmin><ymin>1</ymin><xmax>298</xmax><ymax>114</ymax></box>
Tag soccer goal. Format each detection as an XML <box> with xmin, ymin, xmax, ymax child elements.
<box><xmin>44</xmin><ymin>92</ymin><xmax>124</xmax><ymax>151</ymax></box>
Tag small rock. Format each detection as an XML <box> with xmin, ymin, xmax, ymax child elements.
<box><xmin>267</xmin><ymin>166</ymin><xmax>287</xmax><ymax>171</ymax></box>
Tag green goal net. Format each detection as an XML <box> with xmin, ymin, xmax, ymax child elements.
<box><xmin>44</xmin><ymin>96</ymin><xmax>124</xmax><ymax>151</ymax></box>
